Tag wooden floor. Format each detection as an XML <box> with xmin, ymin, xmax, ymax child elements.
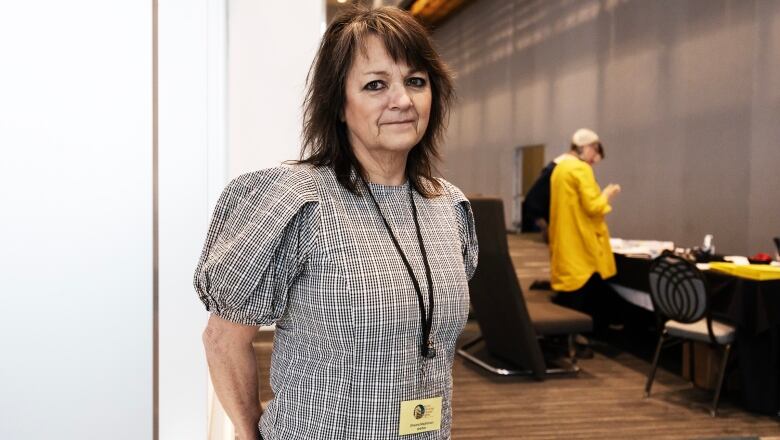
<box><xmin>253</xmin><ymin>233</ymin><xmax>780</xmax><ymax>439</ymax></box>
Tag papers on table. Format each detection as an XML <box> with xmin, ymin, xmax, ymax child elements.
<box><xmin>723</xmin><ymin>255</ymin><xmax>750</xmax><ymax>265</ymax></box>
<box><xmin>610</xmin><ymin>238</ymin><xmax>674</xmax><ymax>259</ymax></box>
<box><xmin>708</xmin><ymin>262</ymin><xmax>780</xmax><ymax>281</ymax></box>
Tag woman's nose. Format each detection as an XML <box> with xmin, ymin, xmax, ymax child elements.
<box><xmin>388</xmin><ymin>84</ymin><xmax>412</xmax><ymax>110</ymax></box>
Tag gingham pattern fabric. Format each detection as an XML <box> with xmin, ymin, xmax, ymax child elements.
<box><xmin>194</xmin><ymin>165</ymin><xmax>478</xmax><ymax>440</ymax></box>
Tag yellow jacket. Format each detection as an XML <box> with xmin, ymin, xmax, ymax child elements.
<box><xmin>549</xmin><ymin>158</ymin><xmax>616</xmax><ymax>292</ymax></box>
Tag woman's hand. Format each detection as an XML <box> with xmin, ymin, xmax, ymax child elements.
<box><xmin>602</xmin><ymin>183</ymin><xmax>621</xmax><ymax>202</ymax></box>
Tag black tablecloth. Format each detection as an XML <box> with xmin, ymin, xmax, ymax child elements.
<box><xmin>612</xmin><ymin>254</ymin><xmax>780</xmax><ymax>415</ymax></box>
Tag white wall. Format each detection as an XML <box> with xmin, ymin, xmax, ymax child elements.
<box><xmin>435</xmin><ymin>0</ymin><xmax>780</xmax><ymax>255</ymax></box>
<box><xmin>158</xmin><ymin>0</ymin><xmax>227</xmax><ymax>439</ymax></box>
<box><xmin>0</xmin><ymin>2</ymin><xmax>153</xmax><ymax>439</ymax></box>
<box><xmin>228</xmin><ymin>0</ymin><xmax>326</xmax><ymax>176</ymax></box>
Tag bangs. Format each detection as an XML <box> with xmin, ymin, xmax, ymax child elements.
<box><xmin>346</xmin><ymin>13</ymin><xmax>431</xmax><ymax>73</ymax></box>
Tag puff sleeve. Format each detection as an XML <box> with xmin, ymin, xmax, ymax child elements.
<box><xmin>193</xmin><ymin>167</ymin><xmax>320</xmax><ymax>326</ymax></box>
<box><xmin>440</xmin><ymin>180</ymin><xmax>479</xmax><ymax>280</ymax></box>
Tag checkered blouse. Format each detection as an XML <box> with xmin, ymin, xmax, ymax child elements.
<box><xmin>194</xmin><ymin>165</ymin><xmax>478</xmax><ymax>440</ymax></box>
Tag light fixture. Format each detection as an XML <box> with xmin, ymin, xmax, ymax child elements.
<box><xmin>337</xmin><ymin>0</ymin><xmax>347</xmax><ymax>3</ymax></box>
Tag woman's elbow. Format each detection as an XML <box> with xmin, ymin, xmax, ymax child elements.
<box><xmin>202</xmin><ymin>321</ymin><xmax>224</xmax><ymax>355</ymax></box>
<box><xmin>202</xmin><ymin>314</ymin><xmax>258</xmax><ymax>354</ymax></box>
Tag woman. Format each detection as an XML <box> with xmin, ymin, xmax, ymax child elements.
<box><xmin>549</xmin><ymin>129</ymin><xmax>620</xmax><ymax>334</ymax></box>
<box><xmin>195</xmin><ymin>6</ymin><xmax>477</xmax><ymax>440</ymax></box>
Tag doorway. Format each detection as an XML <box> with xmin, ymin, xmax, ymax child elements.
<box><xmin>512</xmin><ymin>144</ymin><xmax>546</xmax><ymax>230</ymax></box>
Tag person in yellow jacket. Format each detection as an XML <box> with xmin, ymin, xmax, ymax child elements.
<box><xmin>549</xmin><ymin>128</ymin><xmax>621</xmax><ymax>331</ymax></box>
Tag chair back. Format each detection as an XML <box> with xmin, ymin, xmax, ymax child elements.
<box><xmin>648</xmin><ymin>253</ymin><xmax>707</xmax><ymax>323</ymax></box>
<box><xmin>467</xmin><ymin>196</ymin><xmax>546</xmax><ymax>378</ymax></box>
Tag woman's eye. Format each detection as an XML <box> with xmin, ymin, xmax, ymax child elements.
<box><xmin>364</xmin><ymin>80</ymin><xmax>385</xmax><ymax>91</ymax></box>
<box><xmin>406</xmin><ymin>77</ymin><xmax>427</xmax><ymax>87</ymax></box>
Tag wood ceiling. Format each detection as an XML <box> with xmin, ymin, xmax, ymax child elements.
<box><xmin>401</xmin><ymin>0</ymin><xmax>476</xmax><ymax>28</ymax></box>
<box><xmin>326</xmin><ymin>0</ymin><xmax>476</xmax><ymax>29</ymax></box>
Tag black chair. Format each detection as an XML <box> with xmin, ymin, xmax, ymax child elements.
<box><xmin>458</xmin><ymin>197</ymin><xmax>592</xmax><ymax>378</ymax></box>
<box><xmin>644</xmin><ymin>253</ymin><xmax>736</xmax><ymax>416</ymax></box>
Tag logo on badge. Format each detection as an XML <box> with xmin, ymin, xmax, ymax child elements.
<box><xmin>413</xmin><ymin>404</ymin><xmax>426</xmax><ymax>419</ymax></box>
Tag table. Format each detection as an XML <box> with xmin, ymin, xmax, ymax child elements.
<box><xmin>611</xmin><ymin>253</ymin><xmax>780</xmax><ymax>415</ymax></box>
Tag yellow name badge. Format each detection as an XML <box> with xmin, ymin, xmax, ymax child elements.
<box><xmin>398</xmin><ymin>396</ymin><xmax>442</xmax><ymax>436</ymax></box>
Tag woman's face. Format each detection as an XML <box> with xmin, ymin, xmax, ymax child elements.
<box><xmin>342</xmin><ymin>35</ymin><xmax>432</xmax><ymax>160</ymax></box>
<box><xmin>581</xmin><ymin>143</ymin><xmax>602</xmax><ymax>165</ymax></box>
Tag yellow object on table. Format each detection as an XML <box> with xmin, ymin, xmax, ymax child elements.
<box><xmin>707</xmin><ymin>262</ymin><xmax>780</xmax><ymax>281</ymax></box>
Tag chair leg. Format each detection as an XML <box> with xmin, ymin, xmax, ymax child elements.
<box><xmin>645</xmin><ymin>330</ymin><xmax>667</xmax><ymax>397</ymax></box>
<box><xmin>710</xmin><ymin>343</ymin><xmax>732</xmax><ymax>417</ymax></box>
<box><xmin>688</xmin><ymin>341</ymin><xmax>695</xmax><ymax>384</ymax></box>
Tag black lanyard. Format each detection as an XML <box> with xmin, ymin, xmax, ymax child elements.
<box><xmin>362</xmin><ymin>177</ymin><xmax>436</xmax><ymax>359</ymax></box>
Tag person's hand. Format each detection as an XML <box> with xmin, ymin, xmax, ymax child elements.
<box><xmin>603</xmin><ymin>183</ymin><xmax>621</xmax><ymax>202</ymax></box>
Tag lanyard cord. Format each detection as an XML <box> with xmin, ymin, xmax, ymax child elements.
<box><xmin>362</xmin><ymin>177</ymin><xmax>436</xmax><ymax>359</ymax></box>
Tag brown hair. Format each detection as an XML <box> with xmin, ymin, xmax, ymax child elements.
<box><xmin>297</xmin><ymin>5</ymin><xmax>454</xmax><ymax>197</ymax></box>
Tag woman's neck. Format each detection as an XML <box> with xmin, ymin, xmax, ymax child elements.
<box><xmin>354</xmin><ymin>148</ymin><xmax>409</xmax><ymax>186</ymax></box>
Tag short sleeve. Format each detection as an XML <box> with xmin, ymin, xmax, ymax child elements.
<box><xmin>193</xmin><ymin>167</ymin><xmax>320</xmax><ymax>326</ymax></box>
<box><xmin>439</xmin><ymin>179</ymin><xmax>479</xmax><ymax>280</ymax></box>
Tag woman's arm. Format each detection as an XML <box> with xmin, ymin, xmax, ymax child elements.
<box><xmin>573</xmin><ymin>164</ymin><xmax>615</xmax><ymax>217</ymax></box>
<box><xmin>203</xmin><ymin>314</ymin><xmax>262</xmax><ymax>440</ymax></box>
